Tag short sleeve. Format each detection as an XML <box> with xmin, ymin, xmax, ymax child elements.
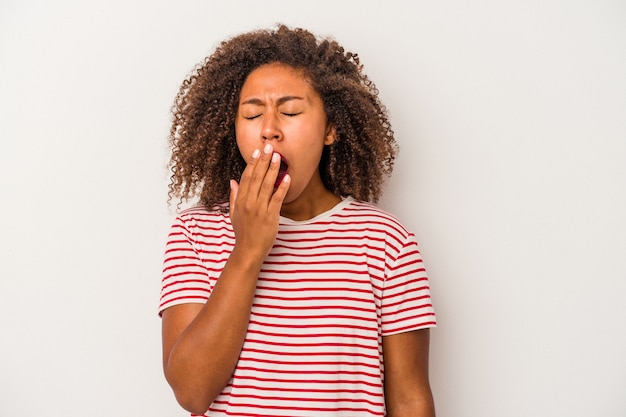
<box><xmin>380</xmin><ymin>232</ymin><xmax>436</xmax><ymax>336</ymax></box>
<box><xmin>159</xmin><ymin>215</ymin><xmax>213</xmax><ymax>315</ymax></box>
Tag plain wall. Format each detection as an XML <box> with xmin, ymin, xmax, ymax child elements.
<box><xmin>1</xmin><ymin>1</ymin><xmax>624</xmax><ymax>416</ymax></box>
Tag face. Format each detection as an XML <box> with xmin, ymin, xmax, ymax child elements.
<box><xmin>235</xmin><ymin>63</ymin><xmax>336</xmax><ymax>204</ymax></box>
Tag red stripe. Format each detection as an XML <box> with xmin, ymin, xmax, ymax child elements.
<box><xmin>217</xmin><ymin>392</ymin><xmax>384</xmax><ymax>406</ymax></box>
<box><xmin>256</xmin><ymin>284</ymin><xmax>372</xmax><ymax>294</ymax></box>
<box><xmin>384</xmin><ymin>274</ymin><xmax>428</xmax><ymax>291</ymax></box>
<box><xmin>162</xmin><ymin>261</ymin><xmax>208</xmax><ymax>273</ymax></box>
<box><xmin>252</xmin><ymin>302</ymin><xmax>376</xmax><ymax>314</ymax></box>
<box><xmin>158</xmin><ymin>294</ymin><xmax>207</xmax><ymax>309</ymax></box>
<box><xmin>161</xmin><ymin>270</ymin><xmax>209</xmax><ymax>281</ymax></box>
<box><xmin>229</xmin><ymin>383</ymin><xmax>380</xmax><ymax>397</ymax></box>
<box><xmin>240</xmin><ymin>347</ymin><xmax>379</xmax><ymax>360</ymax></box>
<box><xmin>209</xmin><ymin>400</ymin><xmax>383</xmax><ymax>415</ymax></box>
<box><xmin>245</xmin><ymin>337</ymin><xmax>379</xmax><ymax>351</ymax></box>
<box><xmin>223</xmin><ymin>379</ymin><xmax>380</xmax><ymax>391</ymax></box>
<box><xmin>384</xmin><ymin>320</ymin><xmax>437</xmax><ymax>334</ymax></box>
<box><xmin>270</xmin><ymin>244</ymin><xmax>384</xmax><ymax>261</ymax></box>
<box><xmin>235</xmin><ymin>364</ymin><xmax>380</xmax><ymax>375</ymax></box>
<box><xmin>161</xmin><ymin>278</ymin><xmax>210</xmax><ymax>290</ymax></box>
<box><xmin>383</xmin><ymin>293</ymin><xmax>432</xmax><ymax>309</ymax></box>
<box><xmin>253</xmin><ymin>294</ymin><xmax>373</xmax><ymax>305</ymax></box>
<box><xmin>246</xmin><ymin>328</ymin><xmax>378</xmax><ymax>341</ymax></box>
<box><xmin>248</xmin><ymin>319</ymin><xmax>376</xmax><ymax>332</ymax></box>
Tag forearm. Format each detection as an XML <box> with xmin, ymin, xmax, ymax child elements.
<box><xmin>386</xmin><ymin>391</ymin><xmax>435</xmax><ymax>417</ymax></box>
<box><xmin>383</xmin><ymin>329</ymin><xmax>435</xmax><ymax>417</ymax></box>
<box><xmin>164</xmin><ymin>248</ymin><xmax>262</xmax><ymax>413</ymax></box>
<box><xmin>163</xmin><ymin>143</ymin><xmax>288</xmax><ymax>413</ymax></box>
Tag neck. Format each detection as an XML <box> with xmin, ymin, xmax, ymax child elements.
<box><xmin>280</xmin><ymin>177</ymin><xmax>341</xmax><ymax>221</ymax></box>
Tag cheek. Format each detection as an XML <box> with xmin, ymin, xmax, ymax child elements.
<box><xmin>235</xmin><ymin>126</ymin><xmax>253</xmax><ymax>160</ymax></box>
<box><xmin>236</xmin><ymin>144</ymin><xmax>254</xmax><ymax>164</ymax></box>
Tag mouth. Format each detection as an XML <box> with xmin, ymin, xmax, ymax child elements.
<box><xmin>275</xmin><ymin>154</ymin><xmax>289</xmax><ymax>188</ymax></box>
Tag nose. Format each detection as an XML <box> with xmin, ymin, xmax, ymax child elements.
<box><xmin>261</xmin><ymin>112</ymin><xmax>282</xmax><ymax>141</ymax></box>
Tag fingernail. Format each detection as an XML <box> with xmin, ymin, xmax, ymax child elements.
<box><xmin>272</xmin><ymin>152</ymin><xmax>280</xmax><ymax>163</ymax></box>
<box><xmin>264</xmin><ymin>143</ymin><xmax>272</xmax><ymax>154</ymax></box>
<box><xmin>252</xmin><ymin>149</ymin><xmax>260</xmax><ymax>159</ymax></box>
<box><xmin>283</xmin><ymin>174</ymin><xmax>291</xmax><ymax>184</ymax></box>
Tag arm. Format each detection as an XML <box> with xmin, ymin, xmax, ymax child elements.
<box><xmin>161</xmin><ymin>145</ymin><xmax>289</xmax><ymax>414</ymax></box>
<box><xmin>382</xmin><ymin>328</ymin><xmax>435</xmax><ymax>417</ymax></box>
<box><xmin>161</xmin><ymin>250</ymin><xmax>263</xmax><ymax>414</ymax></box>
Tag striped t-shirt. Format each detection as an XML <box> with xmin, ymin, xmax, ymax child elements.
<box><xmin>160</xmin><ymin>197</ymin><xmax>436</xmax><ymax>416</ymax></box>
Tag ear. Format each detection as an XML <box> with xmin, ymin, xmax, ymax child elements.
<box><xmin>324</xmin><ymin>124</ymin><xmax>337</xmax><ymax>145</ymax></box>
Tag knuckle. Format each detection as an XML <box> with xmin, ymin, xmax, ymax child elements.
<box><xmin>240</xmin><ymin>170</ymin><xmax>252</xmax><ymax>182</ymax></box>
<box><xmin>250</xmin><ymin>171</ymin><xmax>263</xmax><ymax>182</ymax></box>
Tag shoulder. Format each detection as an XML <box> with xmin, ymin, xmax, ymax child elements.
<box><xmin>340</xmin><ymin>199</ymin><xmax>412</xmax><ymax>239</ymax></box>
<box><xmin>169</xmin><ymin>203</ymin><xmax>232</xmax><ymax>240</ymax></box>
<box><xmin>175</xmin><ymin>203</ymin><xmax>230</xmax><ymax>224</ymax></box>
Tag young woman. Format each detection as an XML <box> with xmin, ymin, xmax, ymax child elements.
<box><xmin>160</xmin><ymin>24</ymin><xmax>437</xmax><ymax>416</ymax></box>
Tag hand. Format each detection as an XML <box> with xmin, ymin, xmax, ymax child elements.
<box><xmin>229</xmin><ymin>144</ymin><xmax>291</xmax><ymax>261</ymax></box>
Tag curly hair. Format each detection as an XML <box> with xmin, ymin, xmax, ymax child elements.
<box><xmin>168</xmin><ymin>24</ymin><xmax>397</xmax><ymax>209</ymax></box>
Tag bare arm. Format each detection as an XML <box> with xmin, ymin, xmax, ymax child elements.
<box><xmin>161</xmin><ymin>251</ymin><xmax>263</xmax><ymax>414</ymax></box>
<box><xmin>161</xmin><ymin>145</ymin><xmax>289</xmax><ymax>414</ymax></box>
<box><xmin>383</xmin><ymin>328</ymin><xmax>435</xmax><ymax>417</ymax></box>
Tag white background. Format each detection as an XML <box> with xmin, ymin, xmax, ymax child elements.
<box><xmin>1</xmin><ymin>1</ymin><xmax>625</xmax><ymax>416</ymax></box>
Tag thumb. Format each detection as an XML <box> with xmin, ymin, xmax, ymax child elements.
<box><xmin>229</xmin><ymin>179</ymin><xmax>239</xmax><ymax>211</ymax></box>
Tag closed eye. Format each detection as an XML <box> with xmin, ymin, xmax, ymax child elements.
<box><xmin>282</xmin><ymin>112</ymin><xmax>301</xmax><ymax>117</ymax></box>
<box><xmin>244</xmin><ymin>115</ymin><xmax>261</xmax><ymax>120</ymax></box>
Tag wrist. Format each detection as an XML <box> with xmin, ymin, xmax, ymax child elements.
<box><xmin>228</xmin><ymin>246</ymin><xmax>265</xmax><ymax>273</ymax></box>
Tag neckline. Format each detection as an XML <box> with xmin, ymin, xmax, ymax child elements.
<box><xmin>279</xmin><ymin>196</ymin><xmax>354</xmax><ymax>225</ymax></box>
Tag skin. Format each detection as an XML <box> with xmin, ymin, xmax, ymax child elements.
<box><xmin>383</xmin><ymin>329</ymin><xmax>435</xmax><ymax>417</ymax></box>
<box><xmin>162</xmin><ymin>63</ymin><xmax>434</xmax><ymax>416</ymax></box>
<box><xmin>234</xmin><ymin>63</ymin><xmax>340</xmax><ymax>220</ymax></box>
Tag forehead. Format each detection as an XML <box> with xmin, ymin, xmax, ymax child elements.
<box><xmin>239</xmin><ymin>63</ymin><xmax>315</xmax><ymax>99</ymax></box>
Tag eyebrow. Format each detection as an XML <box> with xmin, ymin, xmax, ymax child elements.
<box><xmin>240</xmin><ymin>95</ymin><xmax>304</xmax><ymax>106</ymax></box>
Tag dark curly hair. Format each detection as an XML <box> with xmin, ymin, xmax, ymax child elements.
<box><xmin>168</xmin><ymin>24</ymin><xmax>397</xmax><ymax>209</ymax></box>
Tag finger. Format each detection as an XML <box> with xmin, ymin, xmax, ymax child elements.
<box><xmin>241</xmin><ymin>143</ymin><xmax>274</xmax><ymax>200</ymax></box>
<box><xmin>248</xmin><ymin>144</ymin><xmax>274</xmax><ymax>199</ymax></box>
<box><xmin>229</xmin><ymin>179</ymin><xmax>239</xmax><ymax>212</ymax></box>
<box><xmin>257</xmin><ymin>151</ymin><xmax>282</xmax><ymax>203</ymax></box>
<box><xmin>268</xmin><ymin>173</ymin><xmax>291</xmax><ymax>213</ymax></box>
<box><xmin>236</xmin><ymin>148</ymin><xmax>261</xmax><ymax>201</ymax></box>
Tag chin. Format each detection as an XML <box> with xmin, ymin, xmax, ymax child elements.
<box><xmin>280</xmin><ymin>188</ymin><xmax>300</xmax><ymax>205</ymax></box>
